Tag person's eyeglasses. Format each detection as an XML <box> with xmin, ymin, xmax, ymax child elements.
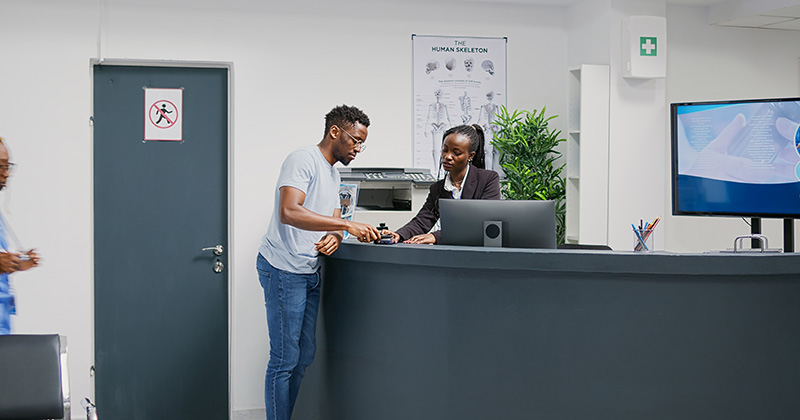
<box><xmin>337</xmin><ymin>126</ymin><xmax>367</xmax><ymax>152</ymax></box>
<box><xmin>0</xmin><ymin>163</ymin><xmax>15</xmax><ymax>173</ymax></box>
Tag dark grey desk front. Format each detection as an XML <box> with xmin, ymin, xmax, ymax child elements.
<box><xmin>292</xmin><ymin>243</ymin><xmax>800</xmax><ymax>420</ymax></box>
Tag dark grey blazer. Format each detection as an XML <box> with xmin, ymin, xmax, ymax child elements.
<box><xmin>395</xmin><ymin>165</ymin><xmax>501</xmax><ymax>243</ymax></box>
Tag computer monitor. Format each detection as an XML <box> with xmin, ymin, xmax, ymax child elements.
<box><xmin>439</xmin><ymin>199</ymin><xmax>556</xmax><ymax>249</ymax></box>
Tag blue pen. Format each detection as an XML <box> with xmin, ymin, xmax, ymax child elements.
<box><xmin>632</xmin><ymin>223</ymin><xmax>649</xmax><ymax>251</ymax></box>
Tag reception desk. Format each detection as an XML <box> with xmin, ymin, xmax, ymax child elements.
<box><xmin>292</xmin><ymin>242</ymin><xmax>800</xmax><ymax>420</ymax></box>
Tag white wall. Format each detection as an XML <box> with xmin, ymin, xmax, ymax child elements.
<box><xmin>568</xmin><ymin>0</ymin><xmax>612</xmax><ymax>68</ymax></box>
<box><xmin>0</xmin><ymin>0</ymin><xmax>569</xmax><ymax>415</ymax></box>
<box><xmin>606</xmin><ymin>0</ymin><xmax>667</xmax><ymax>251</ymax></box>
<box><xmin>567</xmin><ymin>0</ymin><xmax>667</xmax><ymax>251</ymax></box>
<box><xmin>3</xmin><ymin>0</ymin><xmax>799</xmax><ymax>416</ymax></box>
<box><xmin>665</xmin><ymin>4</ymin><xmax>800</xmax><ymax>253</ymax></box>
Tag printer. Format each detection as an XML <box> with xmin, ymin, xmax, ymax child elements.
<box><xmin>337</xmin><ymin>167</ymin><xmax>436</xmax><ymax>229</ymax></box>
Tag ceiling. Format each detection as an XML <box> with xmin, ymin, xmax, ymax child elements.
<box><xmin>106</xmin><ymin>0</ymin><xmax>800</xmax><ymax>30</ymax></box>
<box><xmin>711</xmin><ymin>3</ymin><xmax>800</xmax><ymax>30</ymax></box>
<box><xmin>365</xmin><ymin>0</ymin><xmax>800</xmax><ymax>30</ymax></box>
<box><xmin>506</xmin><ymin>0</ymin><xmax>800</xmax><ymax>30</ymax></box>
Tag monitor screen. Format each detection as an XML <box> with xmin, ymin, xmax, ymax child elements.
<box><xmin>439</xmin><ymin>199</ymin><xmax>556</xmax><ymax>249</ymax></box>
<box><xmin>671</xmin><ymin>97</ymin><xmax>800</xmax><ymax>218</ymax></box>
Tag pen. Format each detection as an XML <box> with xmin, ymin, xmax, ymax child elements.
<box><xmin>639</xmin><ymin>217</ymin><xmax>660</xmax><ymax>248</ymax></box>
<box><xmin>632</xmin><ymin>223</ymin><xmax>649</xmax><ymax>251</ymax></box>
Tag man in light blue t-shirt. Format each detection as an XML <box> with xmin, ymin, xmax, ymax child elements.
<box><xmin>256</xmin><ymin>105</ymin><xmax>379</xmax><ymax>420</ymax></box>
<box><xmin>0</xmin><ymin>137</ymin><xmax>39</xmax><ymax>335</ymax></box>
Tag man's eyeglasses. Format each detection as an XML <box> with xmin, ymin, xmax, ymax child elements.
<box><xmin>0</xmin><ymin>163</ymin><xmax>15</xmax><ymax>172</ymax></box>
<box><xmin>337</xmin><ymin>126</ymin><xmax>367</xmax><ymax>152</ymax></box>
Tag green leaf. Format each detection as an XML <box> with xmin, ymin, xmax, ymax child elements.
<box><xmin>492</xmin><ymin>106</ymin><xmax>568</xmax><ymax>245</ymax></box>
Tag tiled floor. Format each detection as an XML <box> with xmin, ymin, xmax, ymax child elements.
<box><xmin>233</xmin><ymin>409</ymin><xmax>266</xmax><ymax>420</ymax></box>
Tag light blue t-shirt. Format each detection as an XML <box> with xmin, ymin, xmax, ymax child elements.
<box><xmin>259</xmin><ymin>145</ymin><xmax>341</xmax><ymax>274</ymax></box>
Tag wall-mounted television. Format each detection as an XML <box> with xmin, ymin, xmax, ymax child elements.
<box><xmin>671</xmin><ymin>97</ymin><xmax>800</xmax><ymax>218</ymax></box>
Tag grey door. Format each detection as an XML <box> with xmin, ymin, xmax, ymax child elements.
<box><xmin>93</xmin><ymin>64</ymin><xmax>229</xmax><ymax>420</ymax></box>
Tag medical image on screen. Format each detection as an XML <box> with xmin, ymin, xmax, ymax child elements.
<box><xmin>672</xmin><ymin>98</ymin><xmax>800</xmax><ymax>217</ymax></box>
<box><xmin>676</xmin><ymin>101</ymin><xmax>800</xmax><ymax>184</ymax></box>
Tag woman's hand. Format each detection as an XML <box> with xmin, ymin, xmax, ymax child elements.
<box><xmin>381</xmin><ymin>229</ymin><xmax>401</xmax><ymax>244</ymax></box>
<box><xmin>403</xmin><ymin>233</ymin><xmax>436</xmax><ymax>244</ymax></box>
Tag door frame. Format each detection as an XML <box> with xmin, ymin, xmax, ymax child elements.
<box><xmin>89</xmin><ymin>58</ymin><xmax>234</xmax><ymax>418</ymax></box>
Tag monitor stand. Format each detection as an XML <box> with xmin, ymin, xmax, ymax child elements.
<box><xmin>784</xmin><ymin>218</ymin><xmax>795</xmax><ymax>253</ymax></box>
<box><xmin>750</xmin><ymin>217</ymin><xmax>795</xmax><ymax>253</ymax></box>
<box><xmin>751</xmin><ymin>217</ymin><xmax>761</xmax><ymax>249</ymax></box>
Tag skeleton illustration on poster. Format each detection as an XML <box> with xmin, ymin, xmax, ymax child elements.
<box><xmin>412</xmin><ymin>35</ymin><xmax>507</xmax><ymax>178</ymax></box>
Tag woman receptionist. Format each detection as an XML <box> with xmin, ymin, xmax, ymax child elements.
<box><xmin>385</xmin><ymin>124</ymin><xmax>501</xmax><ymax>244</ymax></box>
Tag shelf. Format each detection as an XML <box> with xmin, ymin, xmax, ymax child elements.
<box><xmin>565</xmin><ymin>64</ymin><xmax>609</xmax><ymax>246</ymax></box>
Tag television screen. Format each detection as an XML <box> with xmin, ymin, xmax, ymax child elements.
<box><xmin>671</xmin><ymin>97</ymin><xmax>800</xmax><ymax>218</ymax></box>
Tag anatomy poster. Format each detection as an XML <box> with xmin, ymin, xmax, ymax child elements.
<box><xmin>412</xmin><ymin>35</ymin><xmax>507</xmax><ymax>177</ymax></box>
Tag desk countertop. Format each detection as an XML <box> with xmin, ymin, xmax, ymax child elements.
<box><xmin>328</xmin><ymin>240</ymin><xmax>800</xmax><ymax>276</ymax></box>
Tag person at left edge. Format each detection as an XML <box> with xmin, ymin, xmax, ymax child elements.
<box><xmin>256</xmin><ymin>105</ymin><xmax>380</xmax><ymax>420</ymax></box>
<box><xmin>0</xmin><ymin>137</ymin><xmax>40</xmax><ymax>335</ymax></box>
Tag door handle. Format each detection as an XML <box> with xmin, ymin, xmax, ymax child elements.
<box><xmin>202</xmin><ymin>245</ymin><xmax>224</xmax><ymax>256</ymax></box>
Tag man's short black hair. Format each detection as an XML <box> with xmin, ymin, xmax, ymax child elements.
<box><xmin>324</xmin><ymin>105</ymin><xmax>370</xmax><ymax>136</ymax></box>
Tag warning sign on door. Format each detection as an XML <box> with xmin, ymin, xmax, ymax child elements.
<box><xmin>144</xmin><ymin>88</ymin><xmax>183</xmax><ymax>141</ymax></box>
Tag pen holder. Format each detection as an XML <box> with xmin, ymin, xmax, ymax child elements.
<box><xmin>633</xmin><ymin>229</ymin><xmax>653</xmax><ymax>252</ymax></box>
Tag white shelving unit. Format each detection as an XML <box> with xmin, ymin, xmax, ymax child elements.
<box><xmin>566</xmin><ymin>64</ymin><xmax>610</xmax><ymax>245</ymax></box>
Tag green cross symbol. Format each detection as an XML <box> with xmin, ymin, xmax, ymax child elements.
<box><xmin>640</xmin><ymin>37</ymin><xmax>657</xmax><ymax>56</ymax></box>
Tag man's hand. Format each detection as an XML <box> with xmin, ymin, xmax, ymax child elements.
<box><xmin>315</xmin><ymin>233</ymin><xmax>342</xmax><ymax>256</ymax></box>
<box><xmin>0</xmin><ymin>252</ymin><xmax>21</xmax><ymax>274</ymax></box>
<box><xmin>345</xmin><ymin>221</ymin><xmax>380</xmax><ymax>243</ymax></box>
<box><xmin>18</xmin><ymin>249</ymin><xmax>40</xmax><ymax>271</ymax></box>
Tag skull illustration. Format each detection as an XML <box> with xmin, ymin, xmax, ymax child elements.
<box><xmin>464</xmin><ymin>58</ymin><xmax>474</xmax><ymax>72</ymax></box>
<box><xmin>445</xmin><ymin>58</ymin><xmax>456</xmax><ymax>71</ymax></box>
<box><xmin>425</xmin><ymin>60</ymin><xmax>439</xmax><ymax>74</ymax></box>
<box><xmin>481</xmin><ymin>60</ymin><xmax>495</xmax><ymax>75</ymax></box>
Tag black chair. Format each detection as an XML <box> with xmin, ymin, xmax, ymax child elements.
<box><xmin>558</xmin><ymin>243</ymin><xmax>612</xmax><ymax>251</ymax></box>
<box><xmin>0</xmin><ymin>334</ymin><xmax>70</xmax><ymax>420</ymax></box>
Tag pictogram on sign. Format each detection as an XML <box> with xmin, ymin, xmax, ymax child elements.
<box><xmin>144</xmin><ymin>88</ymin><xmax>183</xmax><ymax>141</ymax></box>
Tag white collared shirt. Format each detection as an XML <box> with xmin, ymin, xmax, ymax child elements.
<box><xmin>443</xmin><ymin>164</ymin><xmax>470</xmax><ymax>200</ymax></box>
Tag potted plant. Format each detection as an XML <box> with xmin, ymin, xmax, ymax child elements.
<box><xmin>490</xmin><ymin>106</ymin><xmax>567</xmax><ymax>245</ymax></box>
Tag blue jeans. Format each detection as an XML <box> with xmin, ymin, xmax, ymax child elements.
<box><xmin>256</xmin><ymin>253</ymin><xmax>321</xmax><ymax>420</ymax></box>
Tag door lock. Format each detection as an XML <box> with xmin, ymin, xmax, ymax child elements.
<box><xmin>202</xmin><ymin>245</ymin><xmax>224</xmax><ymax>256</ymax></box>
<box><xmin>213</xmin><ymin>260</ymin><xmax>224</xmax><ymax>273</ymax></box>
